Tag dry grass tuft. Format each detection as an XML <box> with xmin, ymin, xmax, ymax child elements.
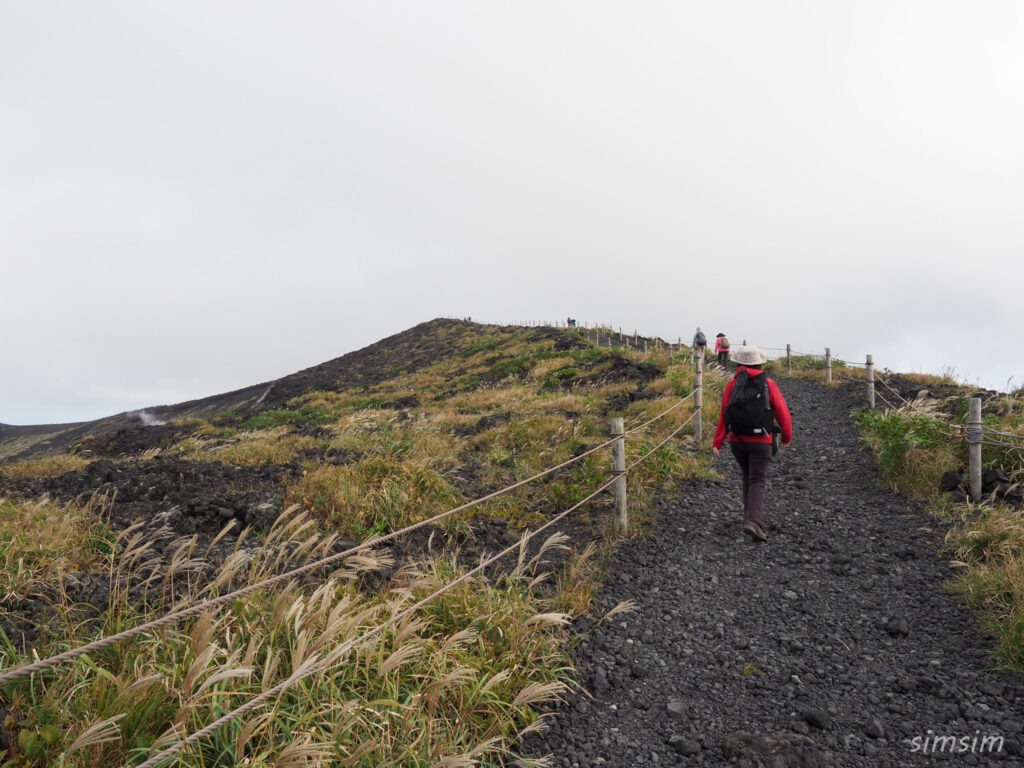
<box><xmin>0</xmin><ymin>453</ymin><xmax>91</xmax><ymax>478</ymax></box>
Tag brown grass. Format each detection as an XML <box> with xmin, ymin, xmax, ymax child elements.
<box><xmin>0</xmin><ymin>454</ymin><xmax>91</xmax><ymax>479</ymax></box>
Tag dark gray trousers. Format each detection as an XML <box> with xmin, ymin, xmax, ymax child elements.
<box><xmin>729</xmin><ymin>441</ymin><xmax>773</xmax><ymax>526</ymax></box>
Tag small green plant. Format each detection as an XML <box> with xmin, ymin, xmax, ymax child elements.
<box><xmin>460</xmin><ymin>338</ymin><xmax>499</xmax><ymax>358</ymax></box>
<box><xmin>541</xmin><ymin>367</ymin><xmax>580</xmax><ymax>390</ymax></box>
<box><xmin>854</xmin><ymin>407</ymin><xmax>958</xmax><ymax>496</ymax></box>
<box><xmin>240</xmin><ymin>406</ymin><xmax>333</xmax><ymax>431</ymax></box>
<box><xmin>666</xmin><ymin>368</ymin><xmax>691</xmax><ymax>398</ymax></box>
<box><xmin>491</xmin><ymin>356</ymin><xmax>534</xmax><ymax>379</ymax></box>
<box><xmin>455</xmin><ymin>373</ymin><xmax>483</xmax><ymax>390</ymax></box>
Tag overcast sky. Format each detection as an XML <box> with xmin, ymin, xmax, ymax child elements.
<box><xmin>3</xmin><ymin>2</ymin><xmax>1022</xmax><ymax>425</ymax></box>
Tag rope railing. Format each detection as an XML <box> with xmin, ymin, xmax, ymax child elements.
<box><xmin>981</xmin><ymin>425</ymin><xmax>1024</xmax><ymax>443</ymax></box>
<box><xmin>133</xmin><ymin>474</ymin><xmax>622</xmax><ymax>768</ymax></box>
<box><xmin>980</xmin><ymin>438</ymin><xmax>1024</xmax><ymax>452</ymax></box>
<box><xmin>874</xmin><ymin>388</ymin><xmax>898</xmax><ymax>411</ymax></box>
<box><xmin>0</xmin><ymin>369</ymin><xmax>705</xmax><ymax>763</ymax></box>
<box><xmin>873</xmin><ymin>372</ymin><xmax>911</xmax><ymax>407</ymax></box>
<box><xmin>127</xmin><ymin>391</ymin><xmax>701</xmax><ymax>767</ymax></box>
<box><xmin>835</xmin><ymin>372</ymin><xmax>864</xmax><ymax>384</ymax></box>
<box><xmin>627</xmin><ymin>412</ymin><xmax>698</xmax><ymax>471</ymax></box>
<box><xmin>0</xmin><ymin>391</ymin><xmax>698</xmax><ymax>687</ymax></box>
<box><xmin>0</xmin><ymin>393</ymin><xmax>700</xmax><ymax>693</ymax></box>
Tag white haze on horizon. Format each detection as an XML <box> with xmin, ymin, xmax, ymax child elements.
<box><xmin>2</xmin><ymin>1</ymin><xmax>1022</xmax><ymax>424</ymax></box>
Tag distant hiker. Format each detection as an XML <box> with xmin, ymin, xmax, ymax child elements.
<box><xmin>712</xmin><ymin>346</ymin><xmax>793</xmax><ymax>542</ymax></box>
<box><xmin>691</xmin><ymin>327</ymin><xmax>707</xmax><ymax>363</ymax></box>
<box><xmin>715</xmin><ymin>333</ymin><xmax>731</xmax><ymax>368</ymax></box>
<box><xmin>567</xmin><ymin>316</ymin><xmax>577</xmax><ymax>327</ymax></box>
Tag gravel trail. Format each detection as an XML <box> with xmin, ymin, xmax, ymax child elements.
<box><xmin>519</xmin><ymin>376</ymin><xmax>1024</xmax><ymax>767</ymax></box>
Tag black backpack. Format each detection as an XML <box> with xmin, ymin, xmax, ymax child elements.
<box><xmin>694</xmin><ymin>331</ymin><xmax>706</xmax><ymax>346</ymax></box>
<box><xmin>725</xmin><ymin>370</ymin><xmax>776</xmax><ymax>436</ymax></box>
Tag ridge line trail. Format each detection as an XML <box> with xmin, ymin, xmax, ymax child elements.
<box><xmin>520</xmin><ymin>376</ymin><xmax>1024</xmax><ymax>767</ymax></box>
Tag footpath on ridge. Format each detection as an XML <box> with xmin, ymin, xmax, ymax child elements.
<box><xmin>518</xmin><ymin>376</ymin><xmax>1024</xmax><ymax>768</ymax></box>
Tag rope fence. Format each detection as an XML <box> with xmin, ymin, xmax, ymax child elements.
<box><xmin>980</xmin><ymin>426</ymin><xmax>1024</xmax><ymax>443</ymax></box>
<box><xmin>874</xmin><ymin>372</ymin><xmax>911</xmax><ymax>407</ymax></box>
<box><xmin>0</xmin><ymin>393</ymin><xmax>701</xmax><ymax>688</ymax></box>
<box><xmin>133</xmin><ymin>475</ymin><xmax>622</xmax><ymax>768</ymax></box>
<box><xmin>0</xmin><ymin>356</ymin><xmax>711</xmax><ymax>766</ymax></box>
<box><xmin>873</xmin><ymin>388</ymin><xmax>898</xmax><ymax>411</ymax></box>
<box><xmin>125</xmin><ymin>387</ymin><xmax>702</xmax><ymax>767</ymax></box>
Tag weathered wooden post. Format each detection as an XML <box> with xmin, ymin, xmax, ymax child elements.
<box><xmin>694</xmin><ymin>348</ymin><xmax>704</xmax><ymax>445</ymax></box>
<box><xmin>866</xmin><ymin>354</ymin><xmax>876</xmax><ymax>409</ymax></box>
<box><xmin>644</xmin><ymin>340</ymin><xmax>648</xmax><ymax>358</ymax></box>
<box><xmin>786</xmin><ymin>344</ymin><xmax>792</xmax><ymax>374</ymax></box>
<box><xmin>968</xmin><ymin>397</ymin><xmax>982</xmax><ymax>501</ymax></box>
<box><xmin>825</xmin><ymin>347</ymin><xmax>832</xmax><ymax>384</ymax></box>
<box><xmin>611</xmin><ymin>417</ymin><xmax>627</xmax><ymax>534</ymax></box>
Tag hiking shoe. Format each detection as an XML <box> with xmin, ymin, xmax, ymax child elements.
<box><xmin>743</xmin><ymin>522</ymin><xmax>768</xmax><ymax>542</ymax></box>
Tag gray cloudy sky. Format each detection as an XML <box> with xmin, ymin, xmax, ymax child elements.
<box><xmin>3</xmin><ymin>2</ymin><xmax>1023</xmax><ymax>425</ymax></box>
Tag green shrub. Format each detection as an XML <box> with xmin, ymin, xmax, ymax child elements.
<box><xmin>666</xmin><ymin>369</ymin><xmax>691</xmax><ymax>398</ymax></box>
<box><xmin>491</xmin><ymin>356</ymin><xmax>534</xmax><ymax>379</ymax></box>
<box><xmin>240</xmin><ymin>406</ymin><xmax>333</xmax><ymax>431</ymax></box>
<box><xmin>460</xmin><ymin>338</ymin><xmax>499</xmax><ymax>357</ymax></box>
<box><xmin>541</xmin><ymin>367</ymin><xmax>580</xmax><ymax>390</ymax></box>
<box><xmin>455</xmin><ymin>374</ymin><xmax>482</xmax><ymax>390</ymax></box>
<box><xmin>854</xmin><ymin>408</ymin><xmax>961</xmax><ymax>497</ymax></box>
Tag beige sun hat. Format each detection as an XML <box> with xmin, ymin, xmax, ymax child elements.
<box><xmin>730</xmin><ymin>345</ymin><xmax>768</xmax><ymax>366</ymax></box>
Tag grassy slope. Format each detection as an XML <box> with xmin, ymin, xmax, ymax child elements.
<box><xmin>0</xmin><ymin>320</ymin><xmax>720</xmax><ymax>767</ymax></box>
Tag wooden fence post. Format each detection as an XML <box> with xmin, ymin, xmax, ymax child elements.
<box><xmin>612</xmin><ymin>417</ymin><xmax>627</xmax><ymax>534</ymax></box>
<box><xmin>825</xmin><ymin>347</ymin><xmax>832</xmax><ymax>384</ymax></box>
<box><xmin>866</xmin><ymin>355</ymin><xmax>875</xmax><ymax>409</ymax></box>
<box><xmin>786</xmin><ymin>344</ymin><xmax>792</xmax><ymax>374</ymax></box>
<box><xmin>969</xmin><ymin>397</ymin><xmax>982</xmax><ymax>501</ymax></box>
<box><xmin>644</xmin><ymin>340</ymin><xmax>648</xmax><ymax>358</ymax></box>
<box><xmin>694</xmin><ymin>349</ymin><xmax>704</xmax><ymax>445</ymax></box>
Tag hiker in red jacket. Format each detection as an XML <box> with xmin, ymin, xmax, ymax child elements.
<box><xmin>714</xmin><ymin>333</ymin><xmax>731</xmax><ymax>368</ymax></box>
<box><xmin>712</xmin><ymin>346</ymin><xmax>793</xmax><ymax>542</ymax></box>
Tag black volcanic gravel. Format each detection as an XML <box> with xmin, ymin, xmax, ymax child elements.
<box><xmin>515</xmin><ymin>376</ymin><xmax>1024</xmax><ymax>767</ymax></box>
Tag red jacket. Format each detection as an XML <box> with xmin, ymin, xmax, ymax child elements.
<box><xmin>712</xmin><ymin>367</ymin><xmax>793</xmax><ymax>449</ymax></box>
